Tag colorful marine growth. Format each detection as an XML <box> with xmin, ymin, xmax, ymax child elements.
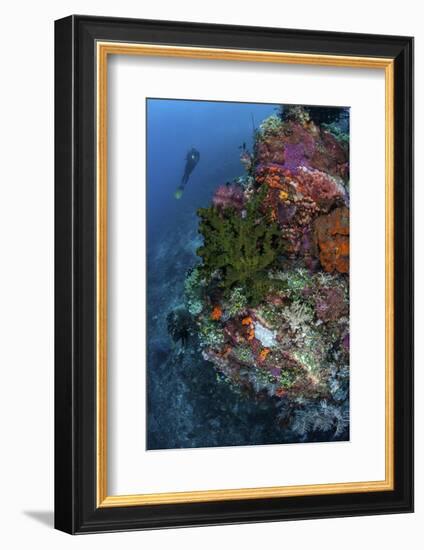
<box><xmin>184</xmin><ymin>105</ymin><xmax>350</xmax><ymax>441</ymax></box>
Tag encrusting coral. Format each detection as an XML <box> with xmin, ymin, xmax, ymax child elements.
<box><xmin>313</xmin><ymin>206</ymin><xmax>349</xmax><ymax>273</ymax></box>
<box><xmin>212</xmin><ymin>184</ymin><xmax>245</xmax><ymax>211</ymax></box>
<box><xmin>179</xmin><ymin>105</ymin><xmax>350</xmax><ymax>441</ymax></box>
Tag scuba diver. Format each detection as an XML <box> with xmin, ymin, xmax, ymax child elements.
<box><xmin>174</xmin><ymin>147</ymin><xmax>200</xmax><ymax>199</ymax></box>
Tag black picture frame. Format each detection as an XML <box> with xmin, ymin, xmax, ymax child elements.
<box><xmin>55</xmin><ymin>15</ymin><xmax>414</xmax><ymax>534</ymax></box>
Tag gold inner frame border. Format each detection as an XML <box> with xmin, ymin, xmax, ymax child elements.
<box><xmin>96</xmin><ymin>42</ymin><xmax>394</xmax><ymax>508</ymax></box>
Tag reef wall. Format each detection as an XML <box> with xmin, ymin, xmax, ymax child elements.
<box><xmin>182</xmin><ymin>105</ymin><xmax>350</xmax><ymax>442</ymax></box>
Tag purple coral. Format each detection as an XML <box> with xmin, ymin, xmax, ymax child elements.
<box><xmin>342</xmin><ymin>333</ymin><xmax>350</xmax><ymax>352</ymax></box>
<box><xmin>282</xmin><ymin>142</ymin><xmax>311</xmax><ymax>171</ymax></box>
<box><xmin>213</xmin><ymin>184</ymin><xmax>245</xmax><ymax>211</ymax></box>
<box><xmin>315</xmin><ymin>287</ymin><xmax>347</xmax><ymax>322</ymax></box>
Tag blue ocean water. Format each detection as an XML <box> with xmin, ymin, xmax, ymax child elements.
<box><xmin>146</xmin><ymin>99</ymin><xmax>278</xmax><ymax>241</ymax></box>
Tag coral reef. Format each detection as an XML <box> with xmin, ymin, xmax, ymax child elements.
<box><xmin>181</xmin><ymin>104</ymin><xmax>350</xmax><ymax>442</ymax></box>
<box><xmin>212</xmin><ymin>184</ymin><xmax>245</xmax><ymax>211</ymax></box>
<box><xmin>313</xmin><ymin>206</ymin><xmax>349</xmax><ymax>273</ymax></box>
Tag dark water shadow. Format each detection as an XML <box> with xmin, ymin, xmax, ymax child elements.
<box><xmin>23</xmin><ymin>510</ymin><xmax>54</xmax><ymax>528</ymax></box>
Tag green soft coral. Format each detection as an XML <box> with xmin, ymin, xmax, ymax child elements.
<box><xmin>196</xmin><ymin>188</ymin><xmax>284</xmax><ymax>305</ymax></box>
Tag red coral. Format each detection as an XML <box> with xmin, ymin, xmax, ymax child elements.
<box><xmin>256</xmin><ymin>138</ymin><xmax>285</xmax><ymax>165</ymax></box>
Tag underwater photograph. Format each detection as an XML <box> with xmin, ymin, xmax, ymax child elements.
<box><xmin>146</xmin><ymin>98</ymin><xmax>350</xmax><ymax>450</ymax></box>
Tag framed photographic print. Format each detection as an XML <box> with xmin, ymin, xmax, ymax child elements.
<box><xmin>54</xmin><ymin>15</ymin><xmax>414</xmax><ymax>534</ymax></box>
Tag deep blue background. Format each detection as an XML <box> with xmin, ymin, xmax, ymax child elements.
<box><xmin>146</xmin><ymin>99</ymin><xmax>277</xmax><ymax>242</ymax></box>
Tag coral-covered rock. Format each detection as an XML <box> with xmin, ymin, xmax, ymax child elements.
<box><xmin>183</xmin><ymin>106</ymin><xmax>350</xmax><ymax>440</ymax></box>
<box><xmin>256</xmin><ymin>139</ymin><xmax>285</xmax><ymax>165</ymax></box>
<box><xmin>313</xmin><ymin>206</ymin><xmax>349</xmax><ymax>273</ymax></box>
<box><xmin>315</xmin><ymin>287</ymin><xmax>348</xmax><ymax>322</ymax></box>
<box><xmin>283</xmin><ymin>142</ymin><xmax>311</xmax><ymax>170</ymax></box>
<box><xmin>255</xmin><ymin>109</ymin><xmax>349</xmax><ymax>182</ymax></box>
<box><xmin>290</xmin><ymin>166</ymin><xmax>347</xmax><ymax>211</ymax></box>
<box><xmin>255</xmin><ymin>164</ymin><xmax>287</xmax><ymax>190</ymax></box>
<box><xmin>277</xmin><ymin>201</ymin><xmax>297</xmax><ymax>225</ymax></box>
<box><xmin>279</xmin><ymin>122</ymin><xmax>316</xmax><ymax>161</ymax></box>
<box><xmin>212</xmin><ymin>184</ymin><xmax>245</xmax><ymax>211</ymax></box>
<box><xmin>310</xmin><ymin>130</ymin><xmax>348</xmax><ymax>178</ymax></box>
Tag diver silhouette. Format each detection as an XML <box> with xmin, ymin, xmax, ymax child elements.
<box><xmin>174</xmin><ymin>147</ymin><xmax>200</xmax><ymax>199</ymax></box>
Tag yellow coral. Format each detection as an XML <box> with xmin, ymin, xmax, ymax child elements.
<box><xmin>259</xmin><ymin>348</ymin><xmax>270</xmax><ymax>362</ymax></box>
